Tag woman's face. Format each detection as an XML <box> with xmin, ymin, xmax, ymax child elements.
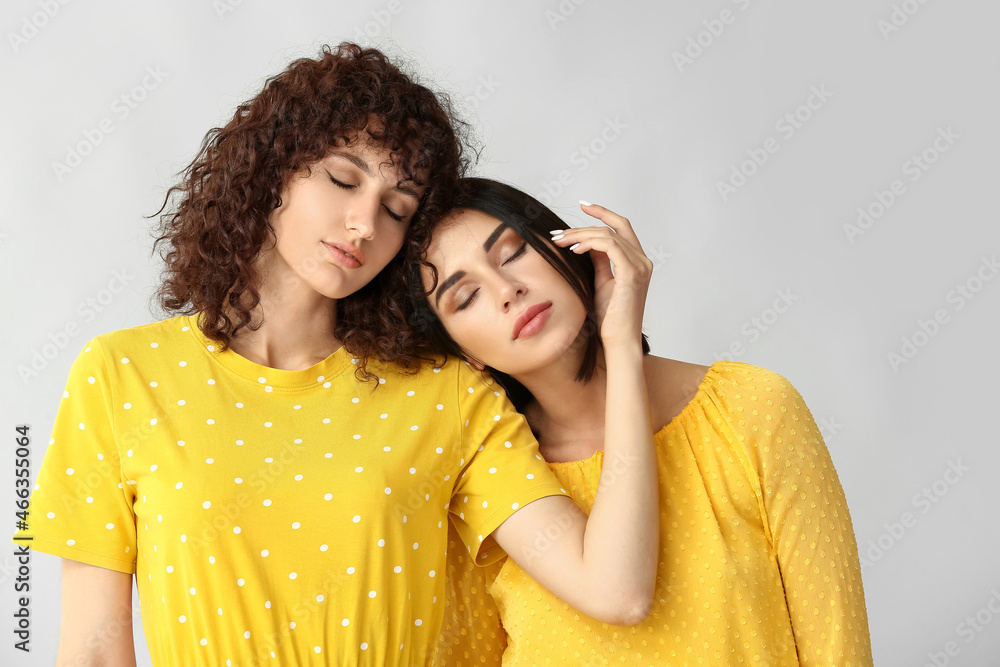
<box><xmin>267</xmin><ymin>140</ymin><xmax>424</xmax><ymax>300</ymax></box>
<box><xmin>422</xmin><ymin>209</ymin><xmax>588</xmax><ymax>377</ymax></box>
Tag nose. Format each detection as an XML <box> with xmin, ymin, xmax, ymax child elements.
<box><xmin>346</xmin><ymin>193</ymin><xmax>380</xmax><ymax>241</ymax></box>
<box><xmin>496</xmin><ymin>274</ymin><xmax>526</xmax><ymax>311</ymax></box>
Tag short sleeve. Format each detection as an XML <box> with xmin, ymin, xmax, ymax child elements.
<box><xmin>13</xmin><ymin>339</ymin><xmax>137</xmax><ymax>573</ymax></box>
<box><xmin>431</xmin><ymin>519</ymin><xmax>507</xmax><ymax>667</ymax></box>
<box><xmin>730</xmin><ymin>365</ymin><xmax>873</xmax><ymax>666</ymax></box>
<box><xmin>449</xmin><ymin>364</ymin><xmax>568</xmax><ymax>565</ymax></box>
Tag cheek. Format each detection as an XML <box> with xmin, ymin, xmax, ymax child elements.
<box><xmin>458</xmin><ymin>319</ymin><xmax>504</xmax><ymax>357</ymax></box>
<box><xmin>435</xmin><ymin>311</ymin><xmax>462</xmax><ymax>340</ymax></box>
<box><xmin>436</xmin><ymin>315</ymin><xmax>483</xmax><ymax>355</ymax></box>
<box><xmin>273</xmin><ymin>223</ymin><xmax>305</xmax><ymax>262</ymax></box>
<box><xmin>384</xmin><ymin>223</ymin><xmax>408</xmax><ymax>250</ymax></box>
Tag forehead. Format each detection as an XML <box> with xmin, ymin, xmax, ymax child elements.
<box><xmin>423</xmin><ymin>209</ymin><xmax>507</xmax><ymax>282</ymax></box>
<box><xmin>430</xmin><ymin>209</ymin><xmax>504</xmax><ymax>252</ymax></box>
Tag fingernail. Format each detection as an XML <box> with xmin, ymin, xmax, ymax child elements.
<box><xmin>579</xmin><ymin>200</ymin><xmax>593</xmax><ymax>207</ymax></box>
<box><xmin>549</xmin><ymin>229</ymin><xmax>564</xmax><ymax>235</ymax></box>
<box><xmin>551</xmin><ymin>234</ymin><xmax>565</xmax><ymax>241</ymax></box>
<box><xmin>569</xmin><ymin>243</ymin><xmax>581</xmax><ymax>251</ymax></box>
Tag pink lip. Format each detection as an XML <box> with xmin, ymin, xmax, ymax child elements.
<box><xmin>513</xmin><ymin>302</ymin><xmax>553</xmax><ymax>340</ymax></box>
<box><xmin>322</xmin><ymin>241</ymin><xmax>365</xmax><ymax>268</ymax></box>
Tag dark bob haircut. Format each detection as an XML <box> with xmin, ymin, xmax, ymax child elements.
<box><xmin>410</xmin><ymin>177</ymin><xmax>649</xmax><ymax>411</ymax></box>
<box><xmin>153</xmin><ymin>42</ymin><xmax>471</xmax><ymax>377</ymax></box>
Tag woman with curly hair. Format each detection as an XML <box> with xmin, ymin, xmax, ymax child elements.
<box><xmin>410</xmin><ymin>178</ymin><xmax>873</xmax><ymax>666</ymax></box>
<box><xmin>16</xmin><ymin>45</ymin><xmax>662</xmax><ymax>666</ymax></box>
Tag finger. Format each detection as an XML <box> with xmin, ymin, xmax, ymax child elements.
<box><xmin>590</xmin><ymin>249</ymin><xmax>614</xmax><ymax>284</ymax></box>
<box><xmin>551</xmin><ymin>222</ymin><xmax>644</xmax><ymax>257</ymax></box>
<box><xmin>562</xmin><ymin>236</ymin><xmax>652</xmax><ymax>283</ymax></box>
<box><xmin>550</xmin><ymin>226</ymin><xmax>634</xmax><ymax>253</ymax></box>
<box><xmin>551</xmin><ymin>228</ymin><xmax>645</xmax><ymax>269</ymax></box>
<box><xmin>577</xmin><ymin>201</ymin><xmax>644</xmax><ymax>247</ymax></box>
<box><xmin>550</xmin><ymin>226</ymin><xmax>616</xmax><ymax>243</ymax></box>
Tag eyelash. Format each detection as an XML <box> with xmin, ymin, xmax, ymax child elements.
<box><xmin>328</xmin><ymin>175</ymin><xmax>406</xmax><ymax>223</ymax></box>
<box><xmin>456</xmin><ymin>289</ymin><xmax>478</xmax><ymax>312</ymax></box>
<box><xmin>503</xmin><ymin>242</ymin><xmax>527</xmax><ymax>265</ymax></box>
<box><xmin>455</xmin><ymin>240</ymin><xmax>528</xmax><ymax>312</ymax></box>
<box><xmin>328</xmin><ymin>175</ymin><xmax>354</xmax><ymax>191</ymax></box>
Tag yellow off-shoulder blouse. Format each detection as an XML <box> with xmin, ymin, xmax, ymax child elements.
<box><xmin>434</xmin><ymin>361</ymin><xmax>873</xmax><ymax>666</ymax></box>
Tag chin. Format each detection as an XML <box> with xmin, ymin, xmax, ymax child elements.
<box><xmin>321</xmin><ymin>273</ymin><xmax>376</xmax><ymax>300</ymax></box>
<box><xmin>328</xmin><ymin>287</ymin><xmax>364</xmax><ymax>300</ymax></box>
<box><xmin>309</xmin><ymin>281</ymin><xmax>359</xmax><ymax>301</ymax></box>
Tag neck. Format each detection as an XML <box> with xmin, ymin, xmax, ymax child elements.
<box><xmin>518</xmin><ymin>346</ymin><xmax>609</xmax><ymax>449</ymax></box>
<box><xmin>225</xmin><ymin>254</ymin><xmax>341</xmax><ymax>371</ymax></box>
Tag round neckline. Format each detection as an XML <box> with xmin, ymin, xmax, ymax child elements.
<box><xmin>183</xmin><ymin>314</ymin><xmax>354</xmax><ymax>390</ymax></box>
<box><xmin>547</xmin><ymin>359</ymin><xmax>725</xmax><ymax>469</ymax></box>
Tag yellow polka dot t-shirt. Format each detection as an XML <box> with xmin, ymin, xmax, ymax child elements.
<box><xmin>435</xmin><ymin>361</ymin><xmax>873</xmax><ymax>666</ymax></box>
<box><xmin>14</xmin><ymin>315</ymin><xmax>568</xmax><ymax>666</ymax></box>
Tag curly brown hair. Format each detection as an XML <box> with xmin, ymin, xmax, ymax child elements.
<box><xmin>152</xmin><ymin>42</ymin><xmax>471</xmax><ymax>376</ymax></box>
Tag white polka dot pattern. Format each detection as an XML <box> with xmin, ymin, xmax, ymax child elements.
<box><xmin>15</xmin><ymin>315</ymin><xmax>570</xmax><ymax>666</ymax></box>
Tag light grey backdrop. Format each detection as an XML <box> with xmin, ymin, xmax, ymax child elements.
<box><xmin>1</xmin><ymin>1</ymin><xmax>997</xmax><ymax>665</ymax></box>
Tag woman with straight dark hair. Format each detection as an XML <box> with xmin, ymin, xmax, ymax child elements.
<box><xmin>407</xmin><ymin>178</ymin><xmax>874</xmax><ymax>666</ymax></box>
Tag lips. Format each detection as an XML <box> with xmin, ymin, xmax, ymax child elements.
<box><xmin>512</xmin><ymin>302</ymin><xmax>553</xmax><ymax>340</ymax></box>
<box><xmin>322</xmin><ymin>241</ymin><xmax>365</xmax><ymax>268</ymax></box>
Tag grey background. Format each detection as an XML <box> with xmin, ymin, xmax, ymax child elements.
<box><xmin>1</xmin><ymin>1</ymin><xmax>998</xmax><ymax>665</ymax></box>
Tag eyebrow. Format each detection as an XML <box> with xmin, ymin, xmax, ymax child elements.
<box><xmin>433</xmin><ymin>223</ymin><xmax>508</xmax><ymax>307</ymax></box>
<box><xmin>483</xmin><ymin>223</ymin><xmax>506</xmax><ymax>252</ymax></box>
<box><xmin>328</xmin><ymin>152</ymin><xmax>422</xmax><ymax>201</ymax></box>
<box><xmin>434</xmin><ymin>271</ymin><xmax>466</xmax><ymax>308</ymax></box>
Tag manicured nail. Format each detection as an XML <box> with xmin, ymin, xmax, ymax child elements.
<box><xmin>551</xmin><ymin>234</ymin><xmax>565</xmax><ymax>241</ymax></box>
<box><xmin>579</xmin><ymin>200</ymin><xmax>593</xmax><ymax>207</ymax></box>
<box><xmin>569</xmin><ymin>243</ymin><xmax>581</xmax><ymax>251</ymax></box>
<box><xmin>549</xmin><ymin>229</ymin><xmax>564</xmax><ymax>235</ymax></box>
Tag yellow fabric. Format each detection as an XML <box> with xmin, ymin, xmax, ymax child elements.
<box><xmin>434</xmin><ymin>361</ymin><xmax>873</xmax><ymax>666</ymax></box>
<box><xmin>14</xmin><ymin>315</ymin><xmax>569</xmax><ymax>666</ymax></box>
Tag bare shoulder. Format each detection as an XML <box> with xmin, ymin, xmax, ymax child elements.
<box><xmin>642</xmin><ymin>356</ymin><xmax>713</xmax><ymax>432</ymax></box>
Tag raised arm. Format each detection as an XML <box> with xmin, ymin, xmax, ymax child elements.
<box><xmin>493</xmin><ymin>203</ymin><xmax>660</xmax><ymax>626</ymax></box>
<box><xmin>58</xmin><ymin>559</ymin><xmax>137</xmax><ymax>667</ymax></box>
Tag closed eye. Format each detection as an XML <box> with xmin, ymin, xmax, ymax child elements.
<box><xmin>328</xmin><ymin>175</ymin><xmax>355</xmax><ymax>190</ymax></box>
<box><xmin>328</xmin><ymin>172</ymin><xmax>407</xmax><ymax>222</ymax></box>
<box><xmin>502</xmin><ymin>241</ymin><xmax>527</xmax><ymax>265</ymax></box>
<box><xmin>384</xmin><ymin>205</ymin><xmax>405</xmax><ymax>223</ymax></box>
<box><xmin>456</xmin><ymin>288</ymin><xmax>479</xmax><ymax>312</ymax></box>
